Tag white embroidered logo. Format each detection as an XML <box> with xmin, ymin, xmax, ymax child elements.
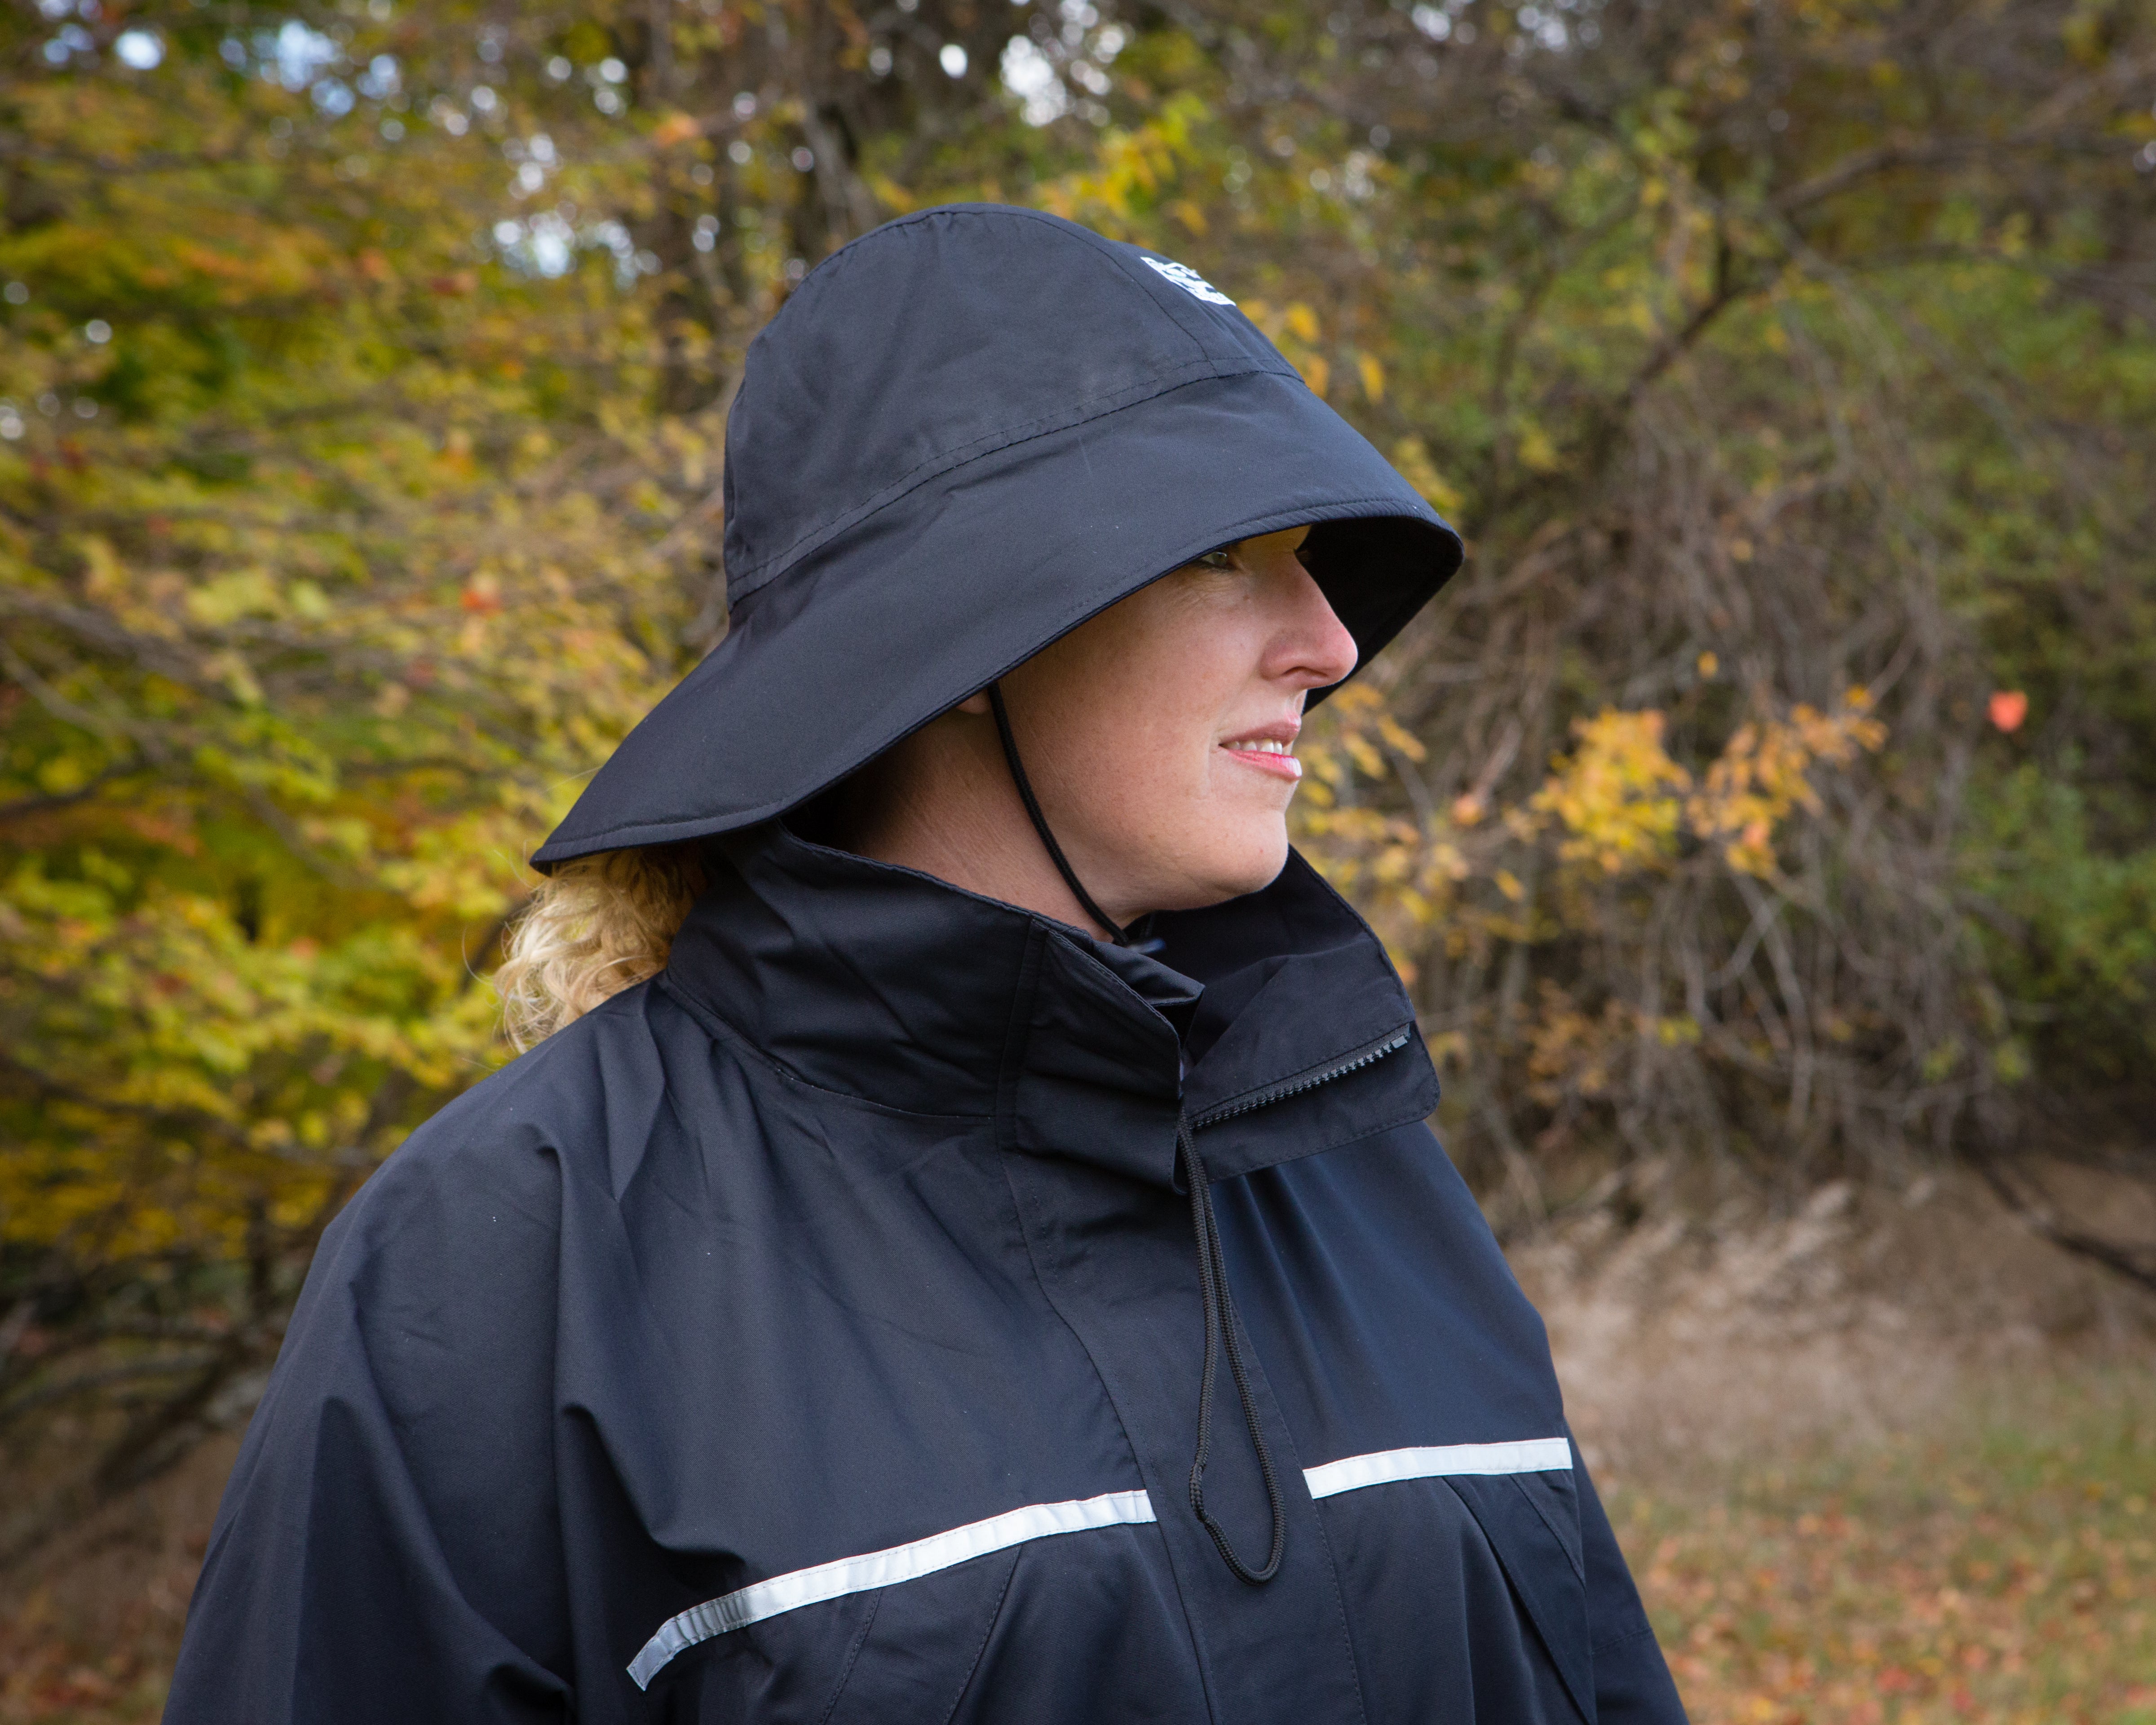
<box><xmin>1142</xmin><ymin>256</ymin><xmax>1237</xmax><ymax>306</ymax></box>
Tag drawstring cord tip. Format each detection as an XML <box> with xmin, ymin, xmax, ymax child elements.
<box><xmin>1178</xmin><ymin>1119</ymin><xmax>1287</xmax><ymax>1585</ymax></box>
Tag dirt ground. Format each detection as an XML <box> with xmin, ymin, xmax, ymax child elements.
<box><xmin>4</xmin><ymin>1165</ymin><xmax>2152</xmax><ymax>1723</ymax></box>
<box><xmin>1518</xmin><ymin>1165</ymin><xmax>2156</xmax><ymax>1723</ymax></box>
<box><xmin>1516</xmin><ymin>1162</ymin><xmax>2156</xmax><ymax>1490</ymax></box>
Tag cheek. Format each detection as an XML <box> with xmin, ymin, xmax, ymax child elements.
<box><xmin>1029</xmin><ymin>591</ymin><xmax>1287</xmax><ymax>858</ymax></box>
<box><xmin>1068</xmin><ymin>644</ymin><xmax>1226</xmax><ymax>787</ymax></box>
<box><xmin>1090</xmin><ymin>710</ymin><xmax>1210</xmax><ymax>814</ymax></box>
<box><xmin>1105</xmin><ymin>655</ymin><xmax>1281</xmax><ymax>817</ymax></box>
<box><xmin>1059</xmin><ymin>709</ymin><xmax>1218</xmax><ymax>856</ymax></box>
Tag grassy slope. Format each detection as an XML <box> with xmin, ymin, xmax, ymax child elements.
<box><xmin>1616</xmin><ymin>1374</ymin><xmax>2156</xmax><ymax>1724</ymax></box>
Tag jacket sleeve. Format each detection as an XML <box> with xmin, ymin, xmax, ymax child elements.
<box><xmin>165</xmin><ymin>1132</ymin><xmax>574</xmax><ymax>1725</ymax></box>
<box><xmin>1575</xmin><ymin>1440</ymin><xmax>1691</xmax><ymax>1724</ymax></box>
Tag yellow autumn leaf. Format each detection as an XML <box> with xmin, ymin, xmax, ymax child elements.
<box><xmin>1517</xmin><ymin>423</ymin><xmax>1561</xmax><ymax>474</ymax></box>
<box><xmin>1392</xmin><ymin>437</ymin><xmax>1466</xmax><ymax>516</ymax></box>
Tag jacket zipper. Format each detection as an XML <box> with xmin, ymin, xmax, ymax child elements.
<box><xmin>1185</xmin><ymin>1024</ymin><xmax>1414</xmax><ymax>1132</ymax></box>
<box><xmin>1171</xmin><ymin>1020</ymin><xmax>1416</xmax><ymax>1585</ymax></box>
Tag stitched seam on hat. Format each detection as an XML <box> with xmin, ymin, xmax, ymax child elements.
<box><xmin>733</xmin><ymin>205</ymin><xmax>1262</xmax><ymax>588</ymax></box>
<box><xmin>728</xmin><ymin>357</ymin><xmax>1295</xmax><ymax>604</ymax></box>
<box><xmin>728</xmin><ymin>357</ymin><xmax>1283</xmax><ymax>597</ymax></box>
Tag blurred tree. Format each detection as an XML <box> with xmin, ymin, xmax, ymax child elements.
<box><xmin>3</xmin><ymin>0</ymin><xmax>2153</xmax><ymax>1558</ymax></box>
<box><xmin>0</xmin><ymin>0</ymin><xmax>681</xmax><ymax>1553</ymax></box>
<box><xmin>0</xmin><ymin>0</ymin><xmax>1013</xmax><ymax>1555</ymax></box>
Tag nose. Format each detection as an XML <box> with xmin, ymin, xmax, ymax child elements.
<box><xmin>1268</xmin><ymin>560</ymin><xmax>1360</xmax><ymax>692</ymax></box>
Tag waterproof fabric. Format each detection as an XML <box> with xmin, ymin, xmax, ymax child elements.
<box><xmin>168</xmin><ymin>823</ymin><xmax>1688</xmax><ymax>1724</ymax></box>
<box><xmin>531</xmin><ymin>204</ymin><xmax>1461</xmax><ymax>869</ymax></box>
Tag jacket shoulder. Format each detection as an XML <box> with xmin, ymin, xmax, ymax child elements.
<box><xmin>366</xmin><ymin>981</ymin><xmax>672</xmax><ymax>1200</ymax></box>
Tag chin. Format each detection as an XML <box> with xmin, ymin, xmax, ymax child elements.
<box><xmin>1158</xmin><ymin>824</ymin><xmax>1291</xmax><ymax>913</ymax></box>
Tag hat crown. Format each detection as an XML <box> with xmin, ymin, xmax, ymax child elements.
<box><xmin>721</xmin><ymin>206</ymin><xmax>1294</xmax><ymax>609</ymax></box>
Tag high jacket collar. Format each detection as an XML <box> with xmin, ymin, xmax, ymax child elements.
<box><xmin>662</xmin><ymin>822</ymin><xmax>1437</xmax><ymax>1190</ymax></box>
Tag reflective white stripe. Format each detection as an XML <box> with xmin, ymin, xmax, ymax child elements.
<box><xmin>1303</xmin><ymin>1438</ymin><xmax>1573</xmax><ymax>1500</ymax></box>
<box><xmin>627</xmin><ymin>1489</ymin><xmax>1156</xmax><ymax>1690</ymax></box>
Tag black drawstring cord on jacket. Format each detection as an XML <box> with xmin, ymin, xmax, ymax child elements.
<box><xmin>990</xmin><ymin>680</ymin><xmax>1282</xmax><ymax>1581</ymax></box>
<box><xmin>986</xmin><ymin>681</ymin><xmax>1131</xmax><ymax>946</ymax></box>
<box><xmin>1177</xmin><ymin>1117</ymin><xmax>1287</xmax><ymax>1583</ymax></box>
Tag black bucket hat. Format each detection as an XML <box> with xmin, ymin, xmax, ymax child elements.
<box><xmin>533</xmin><ymin>204</ymin><xmax>1462</xmax><ymax>870</ymax></box>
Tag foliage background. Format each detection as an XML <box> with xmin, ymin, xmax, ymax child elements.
<box><xmin>3</xmin><ymin>0</ymin><xmax>2154</xmax><ymax>1579</ymax></box>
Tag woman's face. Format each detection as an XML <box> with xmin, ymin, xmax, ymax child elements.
<box><xmin>988</xmin><ymin>524</ymin><xmax>1359</xmax><ymax>924</ymax></box>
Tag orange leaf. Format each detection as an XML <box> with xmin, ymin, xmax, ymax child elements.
<box><xmin>651</xmin><ymin>112</ymin><xmax>702</xmax><ymax>148</ymax></box>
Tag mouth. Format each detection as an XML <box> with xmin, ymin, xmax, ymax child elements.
<box><xmin>1219</xmin><ymin>725</ymin><xmax>1303</xmax><ymax>783</ymax></box>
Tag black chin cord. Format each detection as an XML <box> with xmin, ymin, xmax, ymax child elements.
<box><xmin>1178</xmin><ymin>1118</ymin><xmax>1287</xmax><ymax>1583</ymax></box>
<box><xmin>986</xmin><ymin>682</ymin><xmax>1130</xmax><ymax>946</ymax></box>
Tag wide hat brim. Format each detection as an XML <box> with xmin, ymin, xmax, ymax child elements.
<box><xmin>532</xmin><ymin>368</ymin><xmax>1461</xmax><ymax>870</ymax></box>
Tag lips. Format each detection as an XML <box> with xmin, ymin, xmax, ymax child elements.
<box><xmin>1220</xmin><ymin>724</ymin><xmax>1303</xmax><ymax>782</ymax></box>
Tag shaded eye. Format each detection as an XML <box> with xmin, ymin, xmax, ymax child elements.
<box><xmin>1189</xmin><ymin>547</ymin><xmax>1239</xmax><ymax>572</ymax></box>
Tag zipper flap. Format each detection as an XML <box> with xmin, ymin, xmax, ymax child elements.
<box><xmin>1186</xmin><ymin>1024</ymin><xmax>1414</xmax><ymax>1132</ymax></box>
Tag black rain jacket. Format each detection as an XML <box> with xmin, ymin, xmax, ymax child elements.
<box><xmin>166</xmin><ymin>823</ymin><xmax>1688</xmax><ymax>1723</ymax></box>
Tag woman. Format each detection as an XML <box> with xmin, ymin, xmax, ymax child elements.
<box><xmin>167</xmin><ymin>205</ymin><xmax>1687</xmax><ymax>1724</ymax></box>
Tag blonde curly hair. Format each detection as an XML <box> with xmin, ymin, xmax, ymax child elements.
<box><xmin>495</xmin><ymin>841</ymin><xmax>710</xmax><ymax>1050</ymax></box>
